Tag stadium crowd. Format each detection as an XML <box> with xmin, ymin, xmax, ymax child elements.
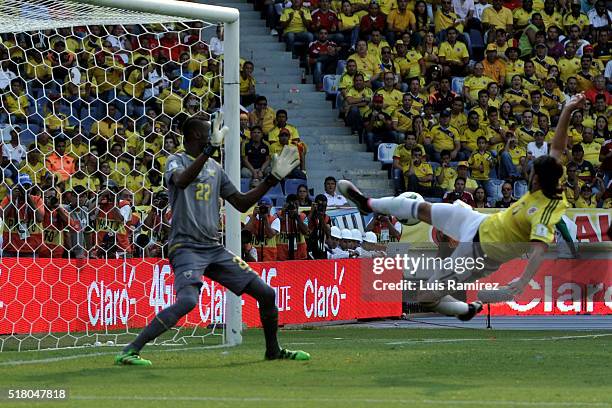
<box><xmin>0</xmin><ymin>19</ymin><xmax>370</xmax><ymax>261</ymax></box>
<box><xmin>258</xmin><ymin>0</ymin><xmax>611</xmax><ymax>210</ymax></box>
<box><xmin>0</xmin><ymin>0</ymin><xmax>611</xmax><ymax>261</ymax></box>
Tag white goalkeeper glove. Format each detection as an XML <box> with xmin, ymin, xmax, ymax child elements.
<box><xmin>270</xmin><ymin>145</ymin><xmax>300</xmax><ymax>181</ymax></box>
<box><xmin>210</xmin><ymin>111</ymin><xmax>229</xmax><ymax>147</ymax></box>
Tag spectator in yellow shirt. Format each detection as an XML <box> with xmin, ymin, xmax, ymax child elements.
<box><xmin>240</xmin><ymin>60</ymin><xmax>256</xmax><ymax>107</ymax></box>
<box><xmin>557</xmin><ymin>43</ymin><xmax>581</xmax><ymax>82</ymax></box>
<box><xmin>463</xmin><ymin>62</ymin><xmax>495</xmax><ymax>104</ymax></box>
<box><xmin>44</xmin><ymin>99</ymin><xmax>71</xmax><ymax>134</ymax></box>
<box><xmin>434</xmin><ymin>0</ymin><xmax>464</xmax><ymax>34</ymax></box>
<box><xmin>438</xmin><ymin>27</ymin><xmax>469</xmax><ymax>77</ymax></box>
<box><xmin>521</xmin><ymin>60</ymin><xmax>542</xmax><ymax>92</ymax></box>
<box><xmin>435</xmin><ymin>149</ymin><xmax>458</xmax><ymax>191</ymax></box>
<box><xmin>469</xmin><ymin>136</ymin><xmax>495</xmax><ymax>184</ymax></box>
<box><xmin>280</xmin><ymin>0</ymin><xmax>314</xmax><ymax>56</ymax></box>
<box><xmin>338</xmin><ymin>0</ymin><xmax>361</xmax><ymax>48</ymax></box>
<box><xmin>482</xmin><ymin>0</ymin><xmax>513</xmax><ymax>33</ymax></box>
<box><xmin>575</xmin><ymin>55</ymin><xmax>597</xmax><ymax>92</ymax></box>
<box><xmin>249</xmin><ymin>96</ymin><xmax>276</xmax><ymax>135</ymax></box>
<box><xmin>157</xmin><ymin>78</ymin><xmax>185</xmax><ymax>118</ymax></box>
<box><xmin>580</xmin><ymin>127</ymin><xmax>602</xmax><ymax>167</ymax></box>
<box><xmin>531</xmin><ymin>43</ymin><xmax>558</xmax><ymax>80</ymax></box>
<box><xmin>563</xmin><ymin>1</ymin><xmax>590</xmax><ymax>32</ymax></box>
<box><xmin>424</xmin><ymin>109</ymin><xmax>461</xmax><ymax>162</ymax></box>
<box><xmin>392</xmin><ymin>132</ymin><xmax>425</xmax><ymax>194</ymax></box>
<box><xmin>513</xmin><ymin>0</ymin><xmax>535</xmax><ymax>30</ymax></box>
<box><xmin>19</xmin><ymin>150</ymin><xmax>47</xmax><ymax>186</ymax></box>
<box><xmin>504</xmin><ymin>46</ymin><xmax>525</xmax><ymax>86</ymax></box>
<box><xmin>3</xmin><ymin>79</ymin><xmax>29</xmax><ymax>121</ymax></box>
<box><xmin>268</xmin><ymin>110</ymin><xmax>301</xmax><ymax>143</ymax></box>
<box><xmin>344</xmin><ymin>73</ymin><xmax>373</xmax><ymax>134</ymax></box>
<box><xmin>374</xmin><ymin>71</ymin><xmax>403</xmax><ymax>111</ymax></box>
<box><xmin>348</xmin><ymin>40</ymin><xmax>380</xmax><ymax>80</ymax></box>
<box><xmin>386</xmin><ymin>0</ymin><xmax>416</xmax><ymax>43</ymax></box>
<box><xmin>406</xmin><ymin>148</ymin><xmax>445</xmax><ymax>198</ymax></box>
<box><xmin>574</xmin><ymin>184</ymin><xmax>602</xmax><ymax>208</ymax></box>
<box><xmin>540</xmin><ymin>0</ymin><xmax>563</xmax><ymax>29</ymax></box>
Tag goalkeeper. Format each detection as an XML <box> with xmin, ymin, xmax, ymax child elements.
<box><xmin>115</xmin><ymin>114</ymin><xmax>310</xmax><ymax>365</ymax></box>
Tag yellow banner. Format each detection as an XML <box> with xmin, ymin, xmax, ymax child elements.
<box><xmin>399</xmin><ymin>208</ymin><xmax>612</xmax><ymax>249</ymax></box>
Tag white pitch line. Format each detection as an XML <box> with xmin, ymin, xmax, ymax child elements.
<box><xmin>386</xmin><ymin>338</ymin><xmax>490</xmax><ymax>345</ymax></box>
<box><xmin>519</xmin><ymin>334</ymin><xmax>612</xmax><ymax>341</ymax></box>
<box><xmin>69</xmin><ymin>395</ymin><xmax>612</xmax><ymax>407</ymax></box>
<box><xmin>0</xmin><ymin>344</ymin><xmax>228</xmax><ymax>367</ymax></box>
<box><xmin>386</xmin><ymin>333</ymin><xmax>612</xmax><ymax>346</ymax></box>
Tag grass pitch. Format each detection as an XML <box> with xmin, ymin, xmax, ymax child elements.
<box><xmin>0</xmin><ymin>326</ymin><xmax>611</xmax><ymax>408</ymax></box>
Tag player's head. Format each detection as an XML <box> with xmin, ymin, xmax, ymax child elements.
<box><xmin>529</xmin><ymin>155</ymin><xmax>563</xmax><ymax>199</ymax></box>
<box><xmin>181</xmin><ymin>116</ymin><xmax>211</xmax><ymax>151</ymax></box>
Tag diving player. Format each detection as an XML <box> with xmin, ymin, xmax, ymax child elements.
<box><xmin>338</xmin><ymin>94</ymin><xmax>587</xmax><ymax>320</ymax></box>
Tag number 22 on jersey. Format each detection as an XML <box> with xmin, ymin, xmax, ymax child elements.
<box><xmin>195</xmin><ymin>182</ymin><xmax>211</xmax><ymax>201</ymax></box>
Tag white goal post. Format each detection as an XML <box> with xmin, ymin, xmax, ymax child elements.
<box><xmin>0</xmin><ymin>0</ymin><xmax>243</xmax><ymax>347</ymax></box>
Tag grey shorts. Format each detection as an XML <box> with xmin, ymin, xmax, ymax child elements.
<box><xmin>169</xmin><ymin>244</ymin><xmax>259</xmax><ymax>295</ymax></box>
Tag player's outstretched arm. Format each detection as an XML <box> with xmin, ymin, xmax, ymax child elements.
<box><xmin>507</xmin><ymin>241</ymin><xmax>547</xmax><ymax>295</ymax></box>
<box><xmin>226</xmin><ymin>145</ymin><xmax>300</xmax><ymax>213</ymax></box>
<box><xmin>550</xmin><ymin>93</ymin><xmax>586</xmax><ymax>161</ymax></box>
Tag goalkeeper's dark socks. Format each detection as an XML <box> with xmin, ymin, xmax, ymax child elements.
<box><xmin>264</xmin><ymin>347</ymin><xmax>282</xmax><ymax>360</ymax></box>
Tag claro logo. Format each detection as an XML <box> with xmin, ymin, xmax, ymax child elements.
<box><xmin>508</xmin><ymin>276</ymin><xmax>612</xmax><ymax>313</ymax></box>
<box><xmin>88</xmin><ymin>264</ymin><xmax>136</xmax><ymax>327</ymax></box>
<box><xmin>304</xmin><ymin>262</ymin><xmax>347</xmax><ymax>318</ymax></box>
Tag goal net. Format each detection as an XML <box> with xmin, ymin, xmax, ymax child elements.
<box><xmin>0</xmin><ymin>0</ymin><xmax>243</xmax><ymax>351</ymax></box>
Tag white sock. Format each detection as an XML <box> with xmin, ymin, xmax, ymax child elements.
<box><xmin>369</xmin><ymin>196</ymin><xmax>419</xmax><ymax>220</ymax></box>
<box><xmin>433</xmin><ymin>295</ymin><xmax>469</xmax><ymax>316</ymax></box>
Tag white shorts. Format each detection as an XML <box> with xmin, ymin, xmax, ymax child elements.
<box><xmin>431</xmin><ymin>201</ymin><xmax>488</xmax><ymax>243</ymax></box>
<box><xmin>425</xmin><ymin>202</ymin><xmax>500</xmax><ymax>290</ymax></box>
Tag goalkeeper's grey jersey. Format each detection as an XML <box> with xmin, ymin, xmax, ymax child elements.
<box><xmin>165</xmin><ymin>153</ymin><xmax>238</xmax><ymax>247</ymax></box>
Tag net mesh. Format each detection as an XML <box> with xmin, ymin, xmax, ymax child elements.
<box><xmin>0</xmin><ymin>0</ymin><xmax>190</xmax><ymax>33</ymax></box>
<box><xmin>0</xmin><ymin>0</ymin><xmax>230</xmax><ymax>351</ymax></box>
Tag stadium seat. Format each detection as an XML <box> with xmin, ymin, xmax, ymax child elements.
<box><xmin>514</xmin><ymin>180</ymin><xmax>528</xmax><ymax>198</ymax></box>
<box><xmin>240</xmin><ymin>178</ymin><xmax>250</xmax><ymax>192</ymax></box>
<box><xmin>468</xmin><ymin>29</ymin><xmax>485</xmax><ymax>61</ymax></box>
<box><xmin>323</xmin><ymin>74</ymin><xmax>340</xmax><ymax>96</ymax></box>
<box><xmin>284</xmin><ymin>179</ymin><xmax>305</xmax><ymax>196</ymax></box>
<box><xmin>451</xmin><ymin>77</ymin><xmax>465</xmax><ymax>95</ymax></box>
<box><xmin>377</xmin><ymin>143</ymin><xmax>397</xmax><ymax>165</ymax></box>
<box><xmin>335</xmin><ymin>60</ymin><xmax>347</xmax><ymax>75</ymax></box>
<box><xmin>488</xmin><ymin>178</ymin><xmax>506</xmax><ymax>201</ymax></box>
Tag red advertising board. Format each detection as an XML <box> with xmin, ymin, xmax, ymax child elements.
<box><xmin>466</xmin><ymin>259</ymin><xmax>612</xmax><ymax>315</ymax></box>
<box><xmin>0</xmin><ymin>258</ymin><xmax>401</xmax><ymax>335</ymax></box>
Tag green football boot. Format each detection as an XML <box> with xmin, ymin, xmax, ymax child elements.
<box><xmin>266</xmin><ymin>348</ymin><xmax>311</xmax><ymax>361</ymax></box>
<box><xmin>114</xmin><ymin>348</ymin><xmax>152</xmax><ymax>366</ymax></box>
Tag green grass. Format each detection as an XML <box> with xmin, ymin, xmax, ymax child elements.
<box><xmin>0</xmin><ymin>327</ymin><xmax>611</xmax><ymax>408</ymax></box>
